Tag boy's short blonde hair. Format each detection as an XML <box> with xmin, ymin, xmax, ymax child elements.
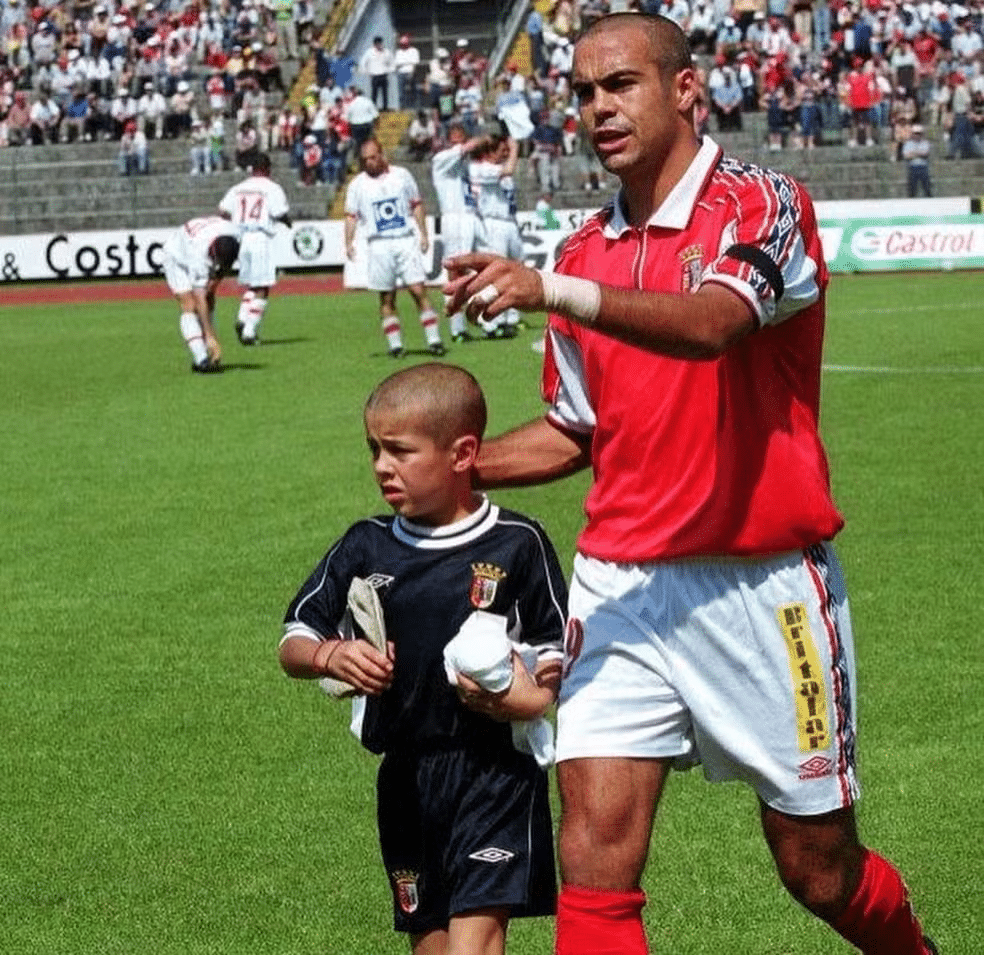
<box><xmin>364</xmin><ymin>363</ymin><xmax>487</xmax><ymax>448</ymax></box>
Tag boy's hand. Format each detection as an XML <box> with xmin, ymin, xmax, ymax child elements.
<box><xmin>324</xmin><ymin>639</ymin><xmax>395</xmax><ymax>696</ymax></box>
<box><xmin>456</xmin><ymin>653</ymin><xmax>556</xmax><ymax>721</ymax></box>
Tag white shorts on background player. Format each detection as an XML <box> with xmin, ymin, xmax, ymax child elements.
<box><xmin>366</xmin><ymin>234</ymin><xmax>427</xmax><ymax>292</ymax></box>
<box><xmin>440</xmin><ymin>211</ymin><xmax>479</xmax><ymax>259</ymax></box>
<box><xmin>556</xmin><ymin>543</ymin><xmax>861</xmax><ymax>816</ymax></box>
<box><xmin>236</xmin><ymin>230</ymin><xmax>277</xmax><ymax>288</ymax></box>
<box><xmin>476</xmin><ymin>216</ymin><xmax>522</xmax><ymax>261</ymax></box>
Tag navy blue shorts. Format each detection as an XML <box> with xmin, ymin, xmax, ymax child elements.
<box><xmin>376</xmin><ymin>744</ymin><xmax>556</xmax><ymax>934</ymax></box>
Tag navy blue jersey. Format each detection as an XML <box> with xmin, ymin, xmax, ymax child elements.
<box><xmin>283</xmin><ymin>497</ymin><xmax>568</xmax><ymax>755</ymax></box>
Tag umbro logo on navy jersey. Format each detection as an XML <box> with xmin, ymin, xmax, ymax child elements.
<box><xmin>364</xmin><ymin>573</ymin><xmax>394</xmax><ymax>590</ymax></box>
<box><xmin>468</xmin><ymin>847</ymin><xmax>515</xmax><ymax>864</ymax></box>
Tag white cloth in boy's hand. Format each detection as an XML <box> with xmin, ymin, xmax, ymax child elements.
<box><xmin>443</xmin><ymin>610</ymin><xmax>556</xmax><ymax>768</ymax></box>
<box><xmin>443</xmin><ymin>610</ymin><xmax>514</xmax><ymax>692</ymax></box>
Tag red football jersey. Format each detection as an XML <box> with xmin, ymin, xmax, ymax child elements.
<box><xmin>542</xmin><ymin>139</ymin><xmax>843</xmax><ymax>561</ymax></box>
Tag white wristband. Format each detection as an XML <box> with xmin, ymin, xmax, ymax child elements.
<box><xmin>538</xmin><ymin>271</ymin><xmax>602</xmax><ymax>327</ymax></box>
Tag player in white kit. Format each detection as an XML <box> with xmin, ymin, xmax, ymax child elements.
<box><xmin>469</xmin><ymin>134</ymin><xmax>524</xmax><ymax>338</ymax></box>
<box><xmin>161</xmin><ymin>215</ymin><xmax>240</xmax><ymax>373</ymax></box>
<box><xmin>430</xmin><ymin>122</ymin><xmax>486</xmax><ymax>342</ymax></box>
<box><xmin>218</xmin><ymin>152</ymin><xmax>293</xmax><ymax>346</ymax></box>
<box><xmin>344</xmin><ymin>138</ymin><xmax>444</xmax><ymax>357</ymax></box>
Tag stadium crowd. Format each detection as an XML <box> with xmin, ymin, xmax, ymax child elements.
<box><xmin>2</xmin><ymin>0</ymin><xmax>983</xmax><ymax>168</ymax></box>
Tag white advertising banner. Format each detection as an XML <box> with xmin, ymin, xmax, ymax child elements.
<box><xmin>0</xmin><ymin>198</ymin><xmax>977</xmax><ymax>285</ymax></box>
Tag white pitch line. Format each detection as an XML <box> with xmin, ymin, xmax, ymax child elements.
<box><xmin>846</xmin><ymin>302</ymin><xmax>981</xmax><ymax>316</ymax></box>
<box><xmin>823</xmin><ymin>364</ymin><xmax>984</xmax><ymax>374</ymax></box>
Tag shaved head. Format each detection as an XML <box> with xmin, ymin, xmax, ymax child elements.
<box><xmin>578</xmin><ymin>12</ymin><xmax>692</xmax><ymax>81</ymax></box>
<box><xmin>365</xmin><ymin>363</ymin><xmax>487</xmax><ymax>448</ymax></box>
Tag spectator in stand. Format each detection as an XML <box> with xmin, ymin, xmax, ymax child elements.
<box><xmin>210</xmin><ymin>113</ymin><xmax>229</xmax><ymax>171</ymax></box>
<box><xmin>360</xmin><ymin>34</ymin><xmax>394</xmax><ymax>112</ymax></box>
<box><xmin>29</xmin><ymin>85</ymin><xmax>60</xmax><ymax>142</ymax></box>
<box><xmin>137</xmin><ymin>80</ymin><xmax>166</xmax><ymax>138</ymax></box>
<box><xmin>5</xmin><ymin>89</ymin><xmax>30</xmax><ymax>145</ymax></box>
<box><xmin>891</xmin><ymin>84</ymin><xmax>919</xmax><ymax>157</ymax></box>
<box><xmin>61</xmin><ymin>85</ymin><xmax>90</xmax><ymax>141</ymax></box>
<box><xmin>271</xmin><ymin>0</ymin><xmax>299</xmax><ymax>61</ymax></box>
<box><xmin>952</xmin><ymin>15</ymin><xmax>983</xmax><ymax>67</ymax></box>
<box><xmin>109</xmin><ymin>84</ymin><xmax>137</xmax><ymax>138</ymax></box>
<box><xmin>845</xmin><ymin>55</ymin><xmax>877</xmax><ymax>145</ymax></box>
<box><xmin>272</xmin><ymin>103</ymin><xmax>298</xmax><ymax>153</ymax></box>
<box><xmin>913</xmin><ymin>26</ymin><xmax>941</xmax><ymax>107</ymax></box>
<box><xmin>236</xmin><ymin>117</ymin><xmax>260</xmax><ymax>169</ymax></box>
<box><xmin>689</xmin><ymin>0</ymin><xmax>718</xmax><ymax>53</ymax></box>
<box><xmin>189</xmin><ymin>116</ymin><xmax>211</xmax><ymax>173</ymax></box>
<box><xmin>425</xmin><ymin>46</ymin><xmax>452</xmax><ymax>99</ymax></box>
<box><xmin>947</xmin><ymin>69</ymin><xmax>980</xmax><ymax>155</ymax></box>
<box><xmin>712</xmin><ymin>65</ymin><xmax>744</xmax><ymax>130</ymax></box>
<box><xmin>527</xmin><ymin>6</ymin><xmax>547</xmax><ymax>77</ymax></box>
<box><xmin>430</xmin><ymin>73</ymin><xmax>457</xmax><ymax>142</ymax></box>
<box><xmin>205</xmin><ymin>66</ymin><xmax>228</xmax><ymax>117</ymax></box>
<box><xmin>406</xmin><ymin>106</ymin><xmax>436</xmax><ymax>160</ymax></box>
<box><xmin>530</xmin><ymin>108</ymin><xmax>564</xmax><ymax>194</ymax></box>
<box><xmin>252</xmin><ymin>43</ymin><xmax>284</xmax><ymax>94</ymax></box>
<box><xmin>87</xmin><ymin>5</ymin><xmax>110</xmax><ymax>59</ymax></box>
<box><xmin>716</xmin><ymin>16</ymin><xmax>743</xmax><ymax>58</ymax></box>
<box><xmin>394</xmin><ymin>33</ymin><xmax>420</xmax><ymax>109</ymax></box>
<box><xmin>238</xmin><ymin>73</ymin><xmax>267</xmax><ymax>135</ymax></box>
<box><xmin>344</xmin><ymin>82</ymin><xmax>378</xmax><ymax>153</ymax></box>
<box><xmin>797</xmin><ymin>68</ymin><xmax>825</xmax><ymax>148</ymax></box>
<box><xmin>902</xmin><ymin>122</ymin><xmax>933</xmax><ymax>193</ymax></box>
<box><xmin>118</xmin><ymin>118</ymin><xmax>149</xmax><ymax>174</ymax></box>
<box><xmin>294</xmin><ymin>0</ymin><xmax>314</xmax><ymax>53</ymax></box>
<box><xmin>166</xmin><ymin>77</ymin><xmax>194</xmax><ymax>138</ymax></box>
<box><xmin>454</xmin><ymin>73</ymin><xmax>482</xmax><ymax>136</ymax></box>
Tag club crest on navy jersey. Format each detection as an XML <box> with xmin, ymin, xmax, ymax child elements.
<box><xmin>679</xmin><ymin>244</ymin><xmax>705</xmax><ymax>293</ymax></box>
<box><xmin>392</xmin><ymin>870</ymin><xmax>420</xmax><ymax>914</ymax></box>
<box><xmin>469</xmin><ymin>563</ymin><xmax>507</xmax><ymax>609</ymax></box>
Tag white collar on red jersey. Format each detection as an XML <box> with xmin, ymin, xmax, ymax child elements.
<box><xmin>605</xmin><ymin>136</ymin><xmax>723</xmax><ymax>237</ymax></box>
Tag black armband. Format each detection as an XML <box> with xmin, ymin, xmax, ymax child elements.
<box><xmin>724</xmin><ymin>244</ymin><xmax>784</xmax><ymax>301</ymax></box>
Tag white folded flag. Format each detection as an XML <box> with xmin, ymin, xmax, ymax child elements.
<box><xmin>443</xmin><ymin>610</ymin><xmax>555</xmax><ymax>768</ymax></box>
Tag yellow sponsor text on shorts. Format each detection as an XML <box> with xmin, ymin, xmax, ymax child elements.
<box><xmin>777</xmin><ymin>603</ymin><xmax>831</xmax><ymax>752</ymax></box>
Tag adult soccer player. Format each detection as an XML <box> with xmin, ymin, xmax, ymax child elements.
<box><xmin>431</xmin><ymin>122</ymin><xmax>487</xmax><ymax>342</ymax></box>
<box><xmin>345</xmin><ymin>137</ymin><xmax>444</xmax><ymax>357</ymax></box>
<box><xmin>218</xmin><ymin>152</ymin><xmax>293</xmax><ymax>346</ymax></box>
<box><xmin>161</xmin><ymin>215</ymin><xmax>240</xmax><ymax>373</ymax></box>
<box><xmin>445</xmin><ymin>13</ymin><xmax>937</xmax><ymax>955</ymax></box>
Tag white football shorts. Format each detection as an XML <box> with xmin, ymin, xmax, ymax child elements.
<box><xmin>236</xmin><ymin>230</ymin><xmax>276</xmax><ymax>288</ymax></box>
<box><xmin>366</xmin><ymin>233</ymin><xmax>426</xmax><ymax>291</ymax></box>
<box><xmin>162</xmin><ymin>252</ymin><xmax>202</xmax><ymax>295</ymax></box>
<box><xmin>557</xmin><ymin>544</ymin><xmax>861</xmax><ymax>816</ymax></box>
<box><xmin>439</xmin><ymin>212</ymin><xmax>478</xmax><ymax>259</ymax></box>
<box><xmin>476</xmin><ymin>217</ymin><xmax>522</xmax><ymax>260</ymax></box>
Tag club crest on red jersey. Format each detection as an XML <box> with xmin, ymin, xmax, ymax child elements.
<box><xmin>392</xmin><ymin>870</ymin><xmax>420</xmax><ymax>914</ymax></box>
<box><xmin>679</xmin><ymin>244</ymin><xmax>705</xmax><ymax>292</ymax></box>
<box><xmin>470</xmin><ymin>563</ymin><xmax>507</xmax><ymax>609</ymax></box>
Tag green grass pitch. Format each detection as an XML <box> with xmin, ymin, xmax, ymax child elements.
<box><xmin>1</xmin><ymin>272</ymin><xmax>981</xmax><ymax>954</ymax></box>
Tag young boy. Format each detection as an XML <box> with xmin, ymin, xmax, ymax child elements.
<box><xmin>279</xmin><ymin>363</ymin><xmax>567</xmax><ymax>955</ymax></box>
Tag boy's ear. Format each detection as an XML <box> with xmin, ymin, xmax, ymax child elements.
<box><xmin>450</xmin><ymin>434</ymin><xmax>480</xmax><ymax>472</ymax></box>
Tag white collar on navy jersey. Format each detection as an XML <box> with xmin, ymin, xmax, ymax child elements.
<box><xmin>392</xmin><ymin>494</ymin><xmax>500</xmax><ymax>549</ymax></box>
<box><xmin>604</xmin><ymin>136</ymin><xmax>722</xmax><ymax>237</ymax></box>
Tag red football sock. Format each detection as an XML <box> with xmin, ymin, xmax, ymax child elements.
<box><xmin>832</xmin><ymin>849</ymin><xmax>931</xmax><ymax>954</ymax></box>
<box><xmin>555</xmin><ymin>884</ymin><xmax>648</xmax><ymax>955</ymax></box>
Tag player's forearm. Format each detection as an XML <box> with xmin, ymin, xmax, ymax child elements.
<box><xmin>544</xmin><ymin>278</ymin><xmax>756</xmax><ymax>360</ymax></box>
<box><xmin>474</xmin><ymin>417</ymin><xmax>590</xmax><ymax>489</ymax></box>
<box><xmin>279</xmin><ymin>634</ymin><xmax>339</xmax><ymax>678</ymax></box>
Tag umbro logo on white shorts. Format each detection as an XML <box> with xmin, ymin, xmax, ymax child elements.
<box><xmin>468</xmin><ymin>847</ymin><xmax>515</xmax><ymax>864</ymax></box>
